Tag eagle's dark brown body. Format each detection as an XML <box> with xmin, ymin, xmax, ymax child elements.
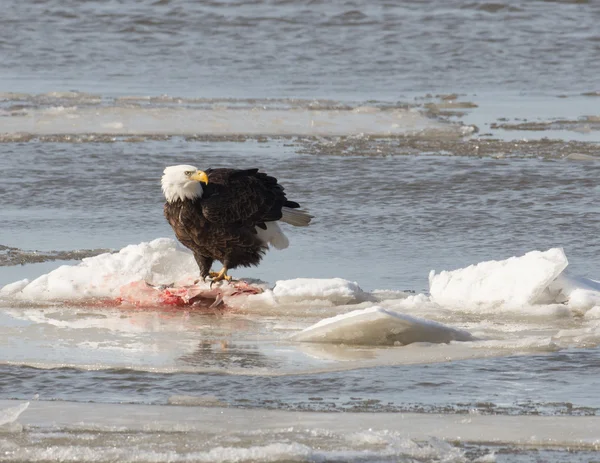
<box><xmin>164</xmin><ymin>168</ymin><xmax>301</xmax><ymax>279</ymax></box>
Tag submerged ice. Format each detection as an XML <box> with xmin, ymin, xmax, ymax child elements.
<box><xmin>293</xmin><ymin>306</ymin><xmax>475</xmax><ymax>345</ymax></box>
<box><xmin>1</xmin><ymin>239</ymin><xmax>599</xmax><ymax>352</ymax></box>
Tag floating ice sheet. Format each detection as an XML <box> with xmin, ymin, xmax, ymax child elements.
<box><xmin>1</xmin><ymin>241</ymin><xmax>599</xmax><ymax>316</ymax></box>
<box><xmin>1</xmin><ymin>104</ymin><xmax>467</xmax><ymax>138</ymax></box>
<box><xmin>6</xmin><ymin>400</ymin><xmax>600</xmax><ymax>455</ymax></box>
<box><xmin>0</xmin><ymin>240</ymin><xmax>371</xmax><ymax>309</ymax></box>
<box><xmin>292</xmin><ymin>306</ymin><xmax>475</xmax><ymax>346</ymax></box>
<box><xmin>2</xmin><ymin>240</ymin><xmax>600</xmax><ymax>369</ymax></box>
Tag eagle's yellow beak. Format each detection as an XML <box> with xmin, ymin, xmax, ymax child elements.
<box><xmin>190</xmin><ymin>170</ymin><xmax>209</xmax><ymax>185</ymax></box>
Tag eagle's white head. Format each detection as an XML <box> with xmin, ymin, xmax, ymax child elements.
<box><xmin>161</xmin><ymin>165</ymin><xmax>209</xmax><ymax>203</ymax></box>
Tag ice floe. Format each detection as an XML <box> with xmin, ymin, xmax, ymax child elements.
<box><xmin>1</xmin><ymin>240</ymin><xmax>600</xmax><ymax>352</ymax></box>
<box><xmin>0</xmin><ymin>240</ymin><xmax>372</xmax><ymax>310</ymax></box>
<box><xmin>3</xmin><ymin>240</ymin><xmax>597</xmax><ymax>313</ymax></box>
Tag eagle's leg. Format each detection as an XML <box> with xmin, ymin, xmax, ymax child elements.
<box><xmin>195</xmin><ymin>254</ymin><xmax>214</xmax><ymax>282</ymax></box>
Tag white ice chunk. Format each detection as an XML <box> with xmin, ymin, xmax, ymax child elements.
<box><xmin>293</xmin><ymin>306</ymin><xmax>474</xmax><ymax>346</ymax></box>
<box><xmin>584</xmin><ymin>306</ymin><xmax>600</xmax><ymax>319</ymax></box>
<box><xmin>568</xmin><ymin>290</ymin><xmax>600</xmax><ymax>312</ymax></box>
<box><xmin>0</xmin><ymin>279</ymin><xmax>30</xmax><ymax>297</ymax></box>
<box><xmin>273</xmin><ymin>278</ymin><xmax>369</xmax><ymax>305</ymax></box>
<box><xmin>548</xmin><ymin>272</ymin><xmax>600</xmax><ymax>312</ymax></box>
<box><xmin>2</xmin><ymin>238</ymin><xmax>197</xmax><ymax>301</ymax></box>
<box><xmin>429</xmin><ymin>248</ymin><xmax>568</xmax><ymax>309</ymax></box>
<box><xmin>0</xmin><ymin>402</ymin><xmax>29</xmax><ymax>427</ymax></box>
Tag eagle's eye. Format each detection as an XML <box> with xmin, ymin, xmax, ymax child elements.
<box><xmin>184</xmin><ymin>170</ymin><xmax>193</xmax><ymax>176</ymax></box>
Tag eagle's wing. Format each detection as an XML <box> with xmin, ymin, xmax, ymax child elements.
<box><xmin>200</xmin><ymin>169</ymin><xmax>293</xmax><ymax>226</ymax></box>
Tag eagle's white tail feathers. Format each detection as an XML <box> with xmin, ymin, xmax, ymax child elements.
<box><xmin>281</xmin><ymin>207</ymin><xmax>313</xmax><ymax>227</ymax></box>
<box><xmin>256</xmin><ymin>222</ymin><xmax>290</xmax><ymax>250</ymax></box>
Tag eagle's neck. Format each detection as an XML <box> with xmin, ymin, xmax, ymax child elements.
<box><xmin>162</xmin><ymin>181</ymin><xmax>203</xmax><ymax>203</ymax></box>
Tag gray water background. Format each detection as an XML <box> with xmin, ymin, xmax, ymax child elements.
<box><xmin>1</xmin><ymin>0</ymin><xmax>600</xmax><ymax>429</ymax></box>
<box><xmin>2</xmin><ymin>0</ymin><xmax>600</xmax><ymax>99</ymax></box>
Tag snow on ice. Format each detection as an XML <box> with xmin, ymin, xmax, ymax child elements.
<box><xmin>272</xmin><ymin>278</ymin><xmax>370</xmax><ymax>305</ymax></box>
<box><xmin>428</xmin><ymin>248</ymin><xmax>569</xmax><ymax>309</ymax></box>
<box><xmin>0</xmin><ymin>239</ymin><xmax>198</xmax><ymax>301</ymax></box>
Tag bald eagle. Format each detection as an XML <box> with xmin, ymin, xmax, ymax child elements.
<box><xmin>161</xmin><ymin>165</ymin><xmax>312</xmax><ymax>283</ymax></box>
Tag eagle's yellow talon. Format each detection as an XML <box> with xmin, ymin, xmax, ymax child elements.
<box><xmin>209</xmin><ymin>267</ymin><xmax>233</xmax><ymax>286</ymax></box>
